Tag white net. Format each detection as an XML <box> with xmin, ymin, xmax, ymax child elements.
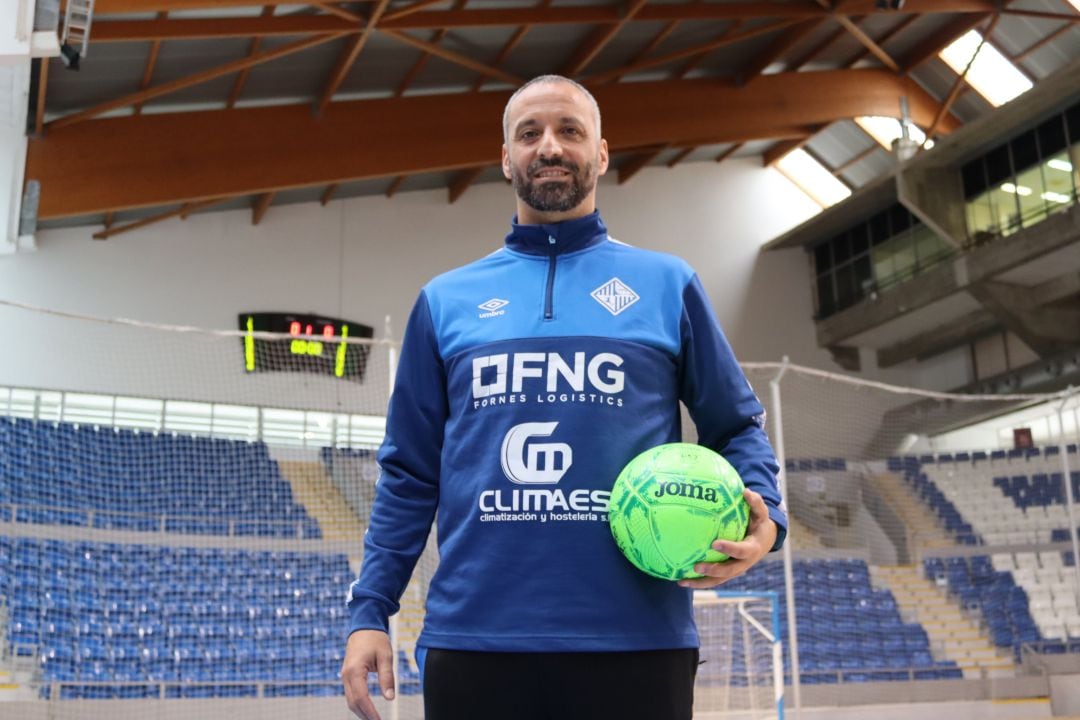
<box><xmin>740</xmin><ymin>363</ymin><xmax>1080</xmax><ymax>708</ymax></box>
<box><xmin>3</xmin><ymin>300</ymin><xmax>1080</xmax><ymax>719</ymax></box>
<box><xmin>693</xmin><ymin>592</ymin><xmax>782</xmax><ymax>720</ymax></box>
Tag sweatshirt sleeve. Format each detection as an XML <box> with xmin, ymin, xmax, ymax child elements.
<box><xmin>347</xmin><ymin>291</ymin><xmax>447</xmax><ymax>636</ymax></box>
<box><xmin>678</xmin><ymin>274</ymin><xmax>787</xmax><ymax>551</ymax></box>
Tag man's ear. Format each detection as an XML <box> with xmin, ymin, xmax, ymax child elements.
<box><xmin>501</xmin><ymin>144</ymin><xmax>512</xmax><ymax>181</ymax></box>
<box><xmin>597</xmin><ymin>138</ymin><xmax>610</xmax><ymax>176</ymax></box>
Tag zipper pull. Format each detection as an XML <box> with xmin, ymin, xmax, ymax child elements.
<box><xmin>548</xmin><ymin>235</ymin><xmax>556</xmax><ymax>246</ymax></box>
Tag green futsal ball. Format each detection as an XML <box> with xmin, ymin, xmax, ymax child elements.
<box><xmin>608</xmin><ymin>443</ymin><xmax>749</xmax><ymax>581</ymax></box>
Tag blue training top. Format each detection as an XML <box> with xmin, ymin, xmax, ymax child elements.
<box><xmin>348</xmin><ymin>210</ymin><xmax>786</xmax><ymax>652</ymax></box>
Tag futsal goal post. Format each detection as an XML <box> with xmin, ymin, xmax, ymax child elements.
<box><xmin>693</xmin><ymin>590</ymin><xmax>784</xmax><ymax>720</ymax></box>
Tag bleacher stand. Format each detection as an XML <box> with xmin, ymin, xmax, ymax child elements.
<box><xmin>0</xmin><ymin>417</ymin><xmax>320</xmax><ymax>538</ymax></box>
<box><xmin>896</xmin><ymin>448</ymin><xmax>1080</xmax><ymax>657</ymax></box>
<box><xmin>724</xmin><ymin>558</ymin><xmax>961</xmax><ymax>683</ymax></box>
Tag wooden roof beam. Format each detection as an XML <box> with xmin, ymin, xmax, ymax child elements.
<box><xmin>252</xmin><ymin>191</ymin><xmax>275</xmax><ymax>225</ymax></box>
<box><xmin>673</xmin><ymin>20</ymin><xmax>743</xmax><ymax>79</ymax></box>
<box><xmin>560</xmin><ymin>0</ymin><xmax>649</xmax><ymax>77</ymax></box>
<box><xmin>927</xmin><ymin>14</ymin><xmax>1000</xmax><ymax>139</ymax></box>
<box><xmin>50</xmin><ymin>32</ymin><xmax>347</xmax><ymax>130</ymax></box>
<box><xmin>742</xmin><ymin>18</ymin><xmax>825</xmax><ymax>81</ymax></box>
<box><xmin>845</xmin><ymin>13</ymin><xmax>918</xmax><ymax>66</ymax></box>
<box><xmin>763</xmin><ymin>126</ymin><xmax>825</xmax><ymax>166</ymax></box>
<box><xmin>618</xmin><ymin>145</ymin><xmax>668</xmax><ymax>184</ymax></box>
<box><xmin>91</xmin><ymin>199</ymin><xmax>226</xmax><ymax>240</ymax></box>
<box><xmin>583</xmin><ymin>18</ymin><xmax>803</xmax><ymax>84</ymax></box>
<box><xmin>393</xmin><ymin>0</ymin><xmax>468</xmax><ymax>97</ymax></box>
<box><xmin>380</xmin><ymin>29</ymin><xmax>524</xmax><ymax>85</ymax></box>
<box><xmin>471</xmin><ymin>0</ymin><xmax>552</xmax><ymax>92</ymax></box>
<box><xmin>315</xmin><ymin>0</ymin><xmax>391</xmax><ymax>116</ymax></box>
<box><xmin>448</xmin><ymin>166</ymin><xmax>486</xmax><ymax>203</ymax></box>
<box><xmin>715</xmin><ymin>143</ymin><xmax>742</xmax><ymax>163</ymax></box>
<box><xmin>666</xmin><ymin>146</ymin><xmax>695</xmax><ymax>168</ymax></box>
<box><xmin>899</xmin><ymin>12</ymin><xmax>990</xmax><ymax>73</ymax></box>
<box><xmin>385</xmin><ymin>176</ymin><xmax>406</xmax><ymax>198</ymax></box>
<box><xmin>832</xmin><ymin>14</ymin><xmax>900</xmax><ymax>71</ymax></box>
<box><xmin>91</xmin><ymin>2</ymin><xmax>1002</xmax><ymax>41</ymax></box>
<box><xmin>92</xmin><ymin>0</ymin><xmax>998</xmax><ymax>20</ymax></box>
<box><xmin>28</xmin><ymin>70</ymin><xmax>956</xmax><ymax>219</ymax></box>
<box><xmin>134</xmin><ymin>11</ymin><xmax>167</xmax><ymax>115</ymax></box>
<box><xmin>228</xmin><ymin>5</ymin><xmax>275</xmax><ymax>109</ymax></box>
<box><xmin>832</xmin><ymin>143</ymin><xmax>878</xmax><ymax>174</ymax></box>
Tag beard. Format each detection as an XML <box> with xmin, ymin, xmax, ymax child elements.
<box><xmin>511</xmin><ymin>157</ymin><xmax>596</xmax><ymax>214</ymax></box>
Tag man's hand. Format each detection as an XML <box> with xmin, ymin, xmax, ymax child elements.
<box><xmin>678</xmin><ymin>489</ymin><xmax>778</xmax><ymax>589</ymax></box>
<box><xmin>342</xmin><ymin>629</ymin><xmax>395</xmax><ymax>720</ymax></box>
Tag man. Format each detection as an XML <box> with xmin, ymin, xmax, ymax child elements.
<box><xmin>342</xmin><ymin>75</ymin><xmax>785</xmax><ymax>720</ymax></box>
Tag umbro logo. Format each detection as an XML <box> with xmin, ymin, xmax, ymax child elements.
<box><xmin>478</xmin><ymin>298</ymin><xmax>509</xmax><ymax>319</ymax></box>
<box><xmin>591</xmin><ymin>278</ymin><xmax>639</xmax><ymax>316</ymax></box>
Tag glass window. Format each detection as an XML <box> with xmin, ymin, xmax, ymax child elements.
<box><xmin>833</xmin><ymin>232</ymin><xmax>851</xmax><ymax>263</ymax></box>
<box><xmin>816</xmin><ymin>273</ymin><xmax>835</xmax><ymax>318</ymax></box>
<box><xmin>962</xmin><ymin>158</ymin><xmax>986</xmax><ymax>199</ymax></box>
<box><xmin>889</xmin><ymin>204</ymin><xmax>911</xmax><ymax>236</ymax></box>
<box><xmin>989</xmin><ymin>184</ymin><xmax>1022</xmax><ymax>235</ymax></box>
<box><xmin>1071</xmin><ymin>140</ymin><xmax>1080</xmax><ymax>201</ymax></box>
<box><xmin>892</xmin><ymin>240</ymin><xmax>916</xmax><ymax>283</ymax></box>
<box><xmin>1066</xmin><ymin>103</ymin><xmax>1080</xmax><ymax>144</ymax></box>
<box><xmin>1011</xmin><ymin>131</ymin><xmax>1039</xmax><ymax>174</ymax></box>
<box><xmin>1013</xmin><ymin>163</ymin><xmax>1048</xmax><ymax>227</ymax></box>
<box><xmin>814</xmin><ymin>242</ymin><xmax>832</xmax><ymax>274</ymax></box>
<box><xmin>1042</xmin><ymin>150</ymin><xmax>1075</xmax><ymax>208</ymax></box>
<box><xmin>913</xmin><ymin>225</ymin><xmax>950</xmax><ymax>269</ymax></box>
<box><xmin>985</xmin><ymin>144</ymin><xmax>1012</xmax><ymax>186</ymax></box>
<box><xmin>835</xmin><ymin>263</ymin><xmax>856</xmax><ymax>309</ymax></box>
<box><xmin>1037</xmin><ymin>116</ymin><xmax>1067</xmax><ymax>159</ymax></box>
<box><xmin>850</xmin><ymin>226</ymin><xmax>870</xmax><ymax>258</ymax></box>
<box><xmin>966</xmin><ymin>189</ymin><xmax>996</xmax><ymax>243</ymax></box>
<box><xmin>872</xmin><ymin>242</ymin><xmax>896</xmax><ymax>287</ymax></box>
<box><xmin>853</xmin><ymin>255</ymin><xmax>873</xmax><ymax>296</ymax></box>
<box><xmin>869</xmin><ymin>211</ymin><xmax>891</xmax><ymax>246</ymax></box>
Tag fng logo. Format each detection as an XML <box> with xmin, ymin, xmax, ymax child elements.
<box><xmin>500</xmin><ymin>422</ymin><xmax>572</xmax><ymax>485</ymax></box>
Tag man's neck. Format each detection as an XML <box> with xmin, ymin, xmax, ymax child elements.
<box><xmin>515</xmin><ymin>201</ymin><xmax>597</xmax><ymax>226</ymax></box>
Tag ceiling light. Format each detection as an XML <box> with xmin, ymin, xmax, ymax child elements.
<box><xmin>1001</xmin><ymin>182</ymin><xmax>1032</xmax><ymax>196</ymax></box>
<box><xmin>1047</xmin><ymin>159</ymin><xmax>1074</xmax><ymax>173</ymax></box>
<box><xmin>1041</xmin><ymin>191</ymin><xmax>1071</xmax><ymax>204</ymax></box>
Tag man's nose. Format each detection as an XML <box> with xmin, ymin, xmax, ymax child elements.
<box><xmin>537</xmin><ymin>129</ymin><xmax>563</xmax><ymax>159</ymax></box>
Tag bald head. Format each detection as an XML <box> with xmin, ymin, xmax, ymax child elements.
<box><xmin>502</xmin><ymin>75</ymin><xmax>602</xmax><ymax>144</ymax></box>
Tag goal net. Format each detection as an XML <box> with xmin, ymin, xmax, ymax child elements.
<box><xmin>694</xmin><ymin>591</ymin><xmax>783</xmax><ymax>720</ymax></box>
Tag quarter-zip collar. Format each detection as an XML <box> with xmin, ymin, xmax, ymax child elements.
<box><xmin>504</xmin><ymin>210</ymin><xmax>608</xmax><ymax>256</ymax></box>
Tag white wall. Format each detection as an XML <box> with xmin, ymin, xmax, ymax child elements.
<box><xmin>0</xmin><ymin>157</ymin><xmax>847</xmax><ymax>406</ymax></box>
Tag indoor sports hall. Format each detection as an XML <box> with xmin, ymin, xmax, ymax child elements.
<box><xmin>2</xmin><ymin>1</ymin><xmax>1080</xmax><ymax>719</ymax></box>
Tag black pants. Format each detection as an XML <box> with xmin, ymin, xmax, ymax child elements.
<box><xmin>422</xmin><ymin>648</ymin><xmax>698</xmax><ymax>720</ymax></box>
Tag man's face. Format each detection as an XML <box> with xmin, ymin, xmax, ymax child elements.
<box><xmin>502</xmin><ymin>82</ymin><xmax>609</xmax><ymax>222</ymax></box>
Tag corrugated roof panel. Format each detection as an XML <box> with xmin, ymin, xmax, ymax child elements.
<box><xmin>642</xmin><ymin>18</ymin><xmax>748</xmax><ymax>74</ymax></box>
<box><xmin>580</xmin><ymin>20</ymin><xmax>679</xmax><ymax>78</ymax></box>
<box><xmin>406</xmin><ymin>27</ymin><xmax>515</xmax><ymax>91</ymax></box>
<box><xmin>495</xmin><ymin>23</ymin><xmax>598</xmax><ymax>81</ymax></box>
<box><xmin>1018</xmin><ymin>28</ymin><xmax>1080</xmax><ymax>81</ymax></box>
<box><xmin>43</xmin><ymin>43</ymin><xmax>154</xmax><ymax>115</ymax></box>
<box><xmin>806</xmin><ymin>121</ymin><xmax>876</xmax><ymax>170</ymax></box>
<box><xmin>841</xmin><ymin>149</ymin><xmax>894</xmax><ymax>189</ymax></box>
